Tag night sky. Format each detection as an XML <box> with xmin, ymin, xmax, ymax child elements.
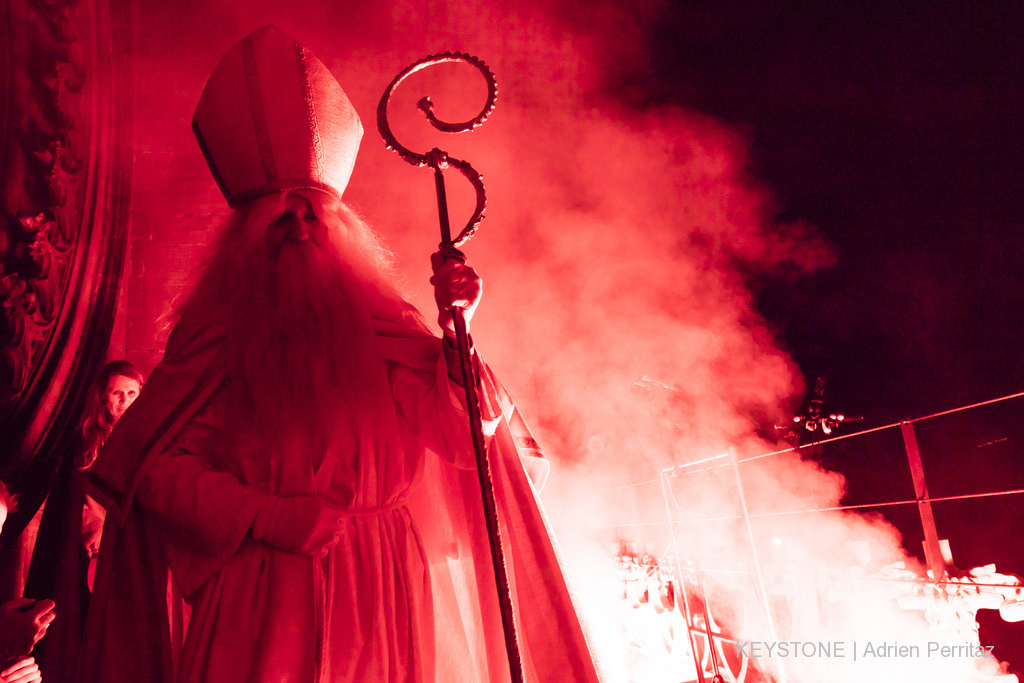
<box><xmin>614</xmin><ymin>3</ymin><xmax>1024</xmax><ymax>669</ymax></box>
<box><xmin>608</xmin><ymin>3</ymin><xmax>1024</xmax><ymax>425</ymax></box>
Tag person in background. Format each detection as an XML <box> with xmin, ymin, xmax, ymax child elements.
<box><xmin>0</xmin><ymin>480</ymin><xmax>53</xmax><ymax>683</ymax></box>
<box><xmin>23</xmin><ymin>361</ymin><xmax>143</xmax><ymax>681</ymax></box>
<box><xmin>78</xmin><ymin>361</ymin><xmax>145</xmax><ymax>469</ymax></box>
<box><xmin>77</xmin><ymin>361</ymin><xmax>145</xmax><ymax>569</ymax></box>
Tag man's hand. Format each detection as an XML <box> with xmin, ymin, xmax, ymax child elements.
<box><xmin>0</xmin><ymin>599</ymin><xmax>55</xmax><ymax>661</ymax></box>
<box><xmin>82</xmin><ymin>495</ymin><xmax>106</xmax><ymax>558</ymax></box>
<box><xmin>252</xmin><ymin>496</ymin><xmax>345</xmax><ymax>558</ymax></box>
<box><xmin>430</xmin><ymin>251</ymin><xmax>482</xmax><ymax>337</ymax></box>
<box><xmin>0</xmin><ymin>657</ymin><xmax>41</xmax><ymax>683</ymax></box>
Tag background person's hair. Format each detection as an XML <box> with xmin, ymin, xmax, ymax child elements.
<box><xmin>77</xmin><ymin>360</ymin><xmax>145</xmax><ymax>470</ymax></box>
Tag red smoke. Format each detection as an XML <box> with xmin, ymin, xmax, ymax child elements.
<box><xmin>124</xmin><ymin>1</ymin><xmax>1012</xmax><ymax>681</ymax></box>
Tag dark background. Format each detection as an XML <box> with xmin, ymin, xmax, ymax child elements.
<box><xmin>608</xmin><ymin>2</ymin><xmax>1024</xmax><ymax>671</ymax></box>
<box><xmin>603</xmin><ymin>2</ymin><xmax>1024</xmax><ymax>423</ymax></box>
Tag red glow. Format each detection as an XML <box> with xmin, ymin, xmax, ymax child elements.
<box><xmin>121</xmin><ymin>2</ymin><xmax>1014</xmax><ymax>680</ymax></box>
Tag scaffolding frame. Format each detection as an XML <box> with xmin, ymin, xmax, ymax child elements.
<box><xmin>617</xmin><ymin>391</ymin><xmax>1024</xmax><ymax>682</ymax></box>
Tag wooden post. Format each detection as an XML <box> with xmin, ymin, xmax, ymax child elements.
<box><xmin>900</xmin><ymin>420</ymin><xmax>947</xmax><ymax>581</ymax></box>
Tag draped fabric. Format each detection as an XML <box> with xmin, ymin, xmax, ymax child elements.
<box><xmin>83</xmin><ymin>305</ymin><xmax>602</xmax><ymax>682</ymax></box>
<box><xmin>0</xmin><ymin>0</ymin><xmax>134</xmax><ymax>620</ymax></box>
<box><xmin>22</xmin><ymin>456</ymin><xmax>91</xmax><ymax>682</ymax></box>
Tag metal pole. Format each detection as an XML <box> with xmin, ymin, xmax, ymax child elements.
<box><xmin>693</xmin><ymin>567</ymin><xmax>725</xmax><ymax>683</ymax></box>
<box><xmin>661</xmin><ymin>470</ymin><xmax>707</xmax><ymax>683</ymax></box>
<box><xmin>900</xmin><ymin>420</ymin><xmax>947</xmax><ymax>581</ymax></box>
<box><xmin>729</xmin><ymin>449</ymin><xmax>786</xmax><ymax>683</ymax></box>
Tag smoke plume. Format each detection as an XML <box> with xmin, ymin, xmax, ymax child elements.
<box><xmin>129</xmin><ymin>1</ymin><xmax>1012</xmax><ymax>680</ymax></box>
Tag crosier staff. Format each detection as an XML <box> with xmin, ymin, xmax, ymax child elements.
<box><xmin>377</xmin><ymin>53</ymin><xmax>524</xmax><ymax>683</ymax></box>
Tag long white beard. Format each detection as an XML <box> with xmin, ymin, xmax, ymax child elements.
<box><xmin>216</xmin><ymin>216</ymin><xmax>405</xmax><ymax>452</ymax></box>
<box><xmin>180</xmin><ymin>195</ymin><xmax>417</xmax><ymax>459</ymax></box>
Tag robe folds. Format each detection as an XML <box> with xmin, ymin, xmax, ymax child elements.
<box><xmin>82</xmin><ymin>302</ymin><xmax>602</xmax><ymax>683</ymax></box>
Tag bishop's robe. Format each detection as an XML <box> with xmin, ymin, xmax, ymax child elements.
<box><xmin>82</xmin><ymin>303</ymin><xmax>602</xmax><ymax>683</ymax></box>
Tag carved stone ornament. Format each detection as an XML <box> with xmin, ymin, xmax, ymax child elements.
<box><xmin>0</xmin><ymin>0</ymin><xmax>134</xmax><ymax>543</ymax></box>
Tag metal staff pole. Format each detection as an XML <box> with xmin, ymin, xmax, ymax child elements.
<box><xmin>377</xmin><ymin>53</ymin><xmax>524</xmax><ymax>683</ymax></box>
